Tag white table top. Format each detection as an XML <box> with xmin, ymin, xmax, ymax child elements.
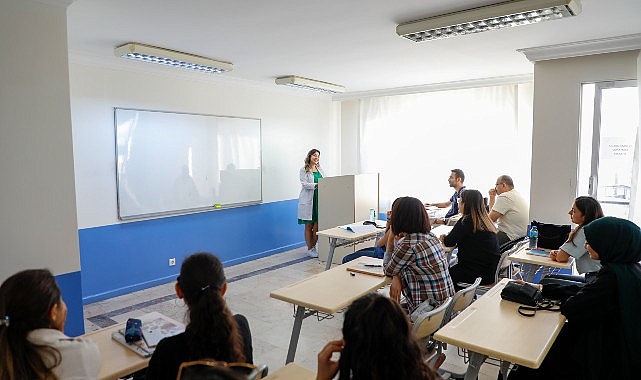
<box><xmin>263</xmin><ymin>363</ymin><xmax>315</xmax><ymax>380</ymax></box>
<box><xmin>316</xmin><ymin>220</ymin><xmax>385</xmax><ymax>241</ymax></box>
<box><xmin>83</xmin><ymin>324</ymin><xmax>149</xmax><ymax>380</ymax></box>
<box><xmin>270</xmin><ymin>256</ymin><xmax>390</xmax><ymax>314</ymax></box>
<box><xmin>434</xmin><ymin>279</ymin><xmax>566</xmax><ymax>368</ymax></box>
<box><xmin>508</xmin><ymin>245</ymin><xmax>574</xmax><ymax>269</ymax></box>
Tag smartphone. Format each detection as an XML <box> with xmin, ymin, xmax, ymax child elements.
<box><xmin>124</xmin><ymin>318</ymin><xmax>143</xmax><ymax>343</ymax></box>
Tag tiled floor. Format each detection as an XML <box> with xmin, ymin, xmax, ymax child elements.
<box><xmin>84</xmin><ymin>247</ymin><xmax>499</xmax><ymax>379</ymax></box>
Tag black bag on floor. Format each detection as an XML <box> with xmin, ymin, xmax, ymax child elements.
<box><xmin>531</xmin><ymin>221</ymin><xmax>571</xmax><ymax>249</ymax></box>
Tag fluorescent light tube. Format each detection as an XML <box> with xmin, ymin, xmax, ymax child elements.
<box><xmin>397</xmin><ymin>0</ymin><xmax>581</xmax><ymax>42</ymax></box>
<box><xmin>275</xmin><ymin>76</ymin><xmax>345</xmax><ymax>94</ymax></box>
<box><xmin>114</xmin><ymin>43</ymin><xmax>233</xmax><ymax>73</ymax></box>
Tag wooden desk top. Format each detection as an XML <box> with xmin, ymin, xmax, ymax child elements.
<box><xmin>83</xmin><ymin>324</ymin><xmax>149</xmax><ymax>380</ymax></box>
<box><xmin>316</xmin><ymin>220</ymin><xmax>385</xmax><ymax>241</ymax></box>
<box><xmin>263</xmin><ymin>363</ymin><xmax>315</xmax><ymax>380</ymax></box>
<box><xmin>270</xmin><ymin>257</ymin><xmax>390</xmax><ymax>314</ymax></box>
<box><xmin>434</xmin><ymin>279</ymin><xmax>566</xmax><ymax>369</ymax></box>
<box><xmin>508</xmin><ymin>246</ymin><xmax>574</xmax><ymax>269</ymax></box>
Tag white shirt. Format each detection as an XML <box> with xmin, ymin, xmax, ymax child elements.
<box><xmin>559</xmin><ymin>227</ymin><xmax>602</xmax><ymax>274</ymax></box>
<box><xmin>492</xmin><ymin>189</ymin><xmax>529</xmax><ymax>241</ymax></box>
<box><xmin>28</xmin><ymin>328</ymin><xmax>100</xmax><ymax>380</ymax></box>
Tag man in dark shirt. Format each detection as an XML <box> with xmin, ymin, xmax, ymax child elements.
<box><xmin>426</xmin><ymin>169</ymin><xmax>465</xmax><ymax>225</ymax></box>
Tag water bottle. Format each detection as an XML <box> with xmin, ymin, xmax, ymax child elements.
<box><xmin>529</xmin><ymin>225</ymin><xmax>538</xmax><ymax>249</ymax></box>
<box><xmin>369</xmin><ymin>208</ymin><xmax>376</xmax><ymax>222</ymax></box>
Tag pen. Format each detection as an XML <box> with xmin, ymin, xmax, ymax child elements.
<box><xmin>363</xmin><ymin>264</ymin><xmax>382</xmax><ymax>267</ymax></box>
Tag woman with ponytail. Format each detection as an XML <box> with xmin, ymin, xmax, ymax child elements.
<box><xmin>146</xmin><ymin>252</ymin><xmax>253</xmax><ymax>380</ymax></box>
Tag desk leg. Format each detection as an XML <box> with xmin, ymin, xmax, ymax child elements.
<box><xmin>464</xmin><ymin>351</ymin><xmax>487</xmax><ymax>380</ymax></box>
<box><xmin>324</xmin><ymin>238</ymin><xmax>337</xmax><ymax>271</ymax></box>
<box><xmin>499</xmin><ymin>360</ymin><xmax>511</xmax><ymax>379</ymax></box>
<box><xmin>520</xmin><ymin>263</ymin><xmax>540</xmax><ymax>283</ymax></box>
<box><xmin>285</xmin><ymin>305</ymin><xmax>306</xmax><ymax>364</ymax></box>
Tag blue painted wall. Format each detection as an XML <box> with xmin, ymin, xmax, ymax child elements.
<box><xmin>79</xmin><ymin>199</ymin><xmax>304</xmax><ymax>304</ymax></box>
<box><xmin>56</xmin><ymin>271</ymin><xmax>85</xmax><ymax>336</ymax></box>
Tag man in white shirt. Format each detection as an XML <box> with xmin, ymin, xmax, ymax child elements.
<box><xmin>488</xmin><ymin>175</ymin><xmax>529</xmax><ymax>245</ymax></box>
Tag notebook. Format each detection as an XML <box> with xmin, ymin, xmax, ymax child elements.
<box><xmin>111</xmin><ymin>312</ymin><xmax>184</xmax><ymax>357</ymax></box>
<box><xmin>346</xmin><ymin>261</ymin><xmax>386</xmax><ymax>277</ymax></box>
<box><xmin>140</xmin><ymin>312</ymin><xmax>184</xmax><ymax>347</ymax></box>
<box><xmin>526</xmin><ymin>248</ymin><xmax>550</xmax><ymax>257</ymax></box>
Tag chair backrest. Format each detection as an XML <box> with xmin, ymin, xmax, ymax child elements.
<box><xmin>442</xmin><ymin>277</ymin><xmax>481</xmax><ymax>327</ymax></box>
<box><xmin>176</xmin><ymin>360</ymin><xmax>268</xmax><ymax>380</ymax></box>
<box><xmin>412</xmin><ymin>297</ymin><xmax>452</xmax><ymax>340</ymax></box>
<box><xmin>496</xmin><ymin>237</ymin><xmax>527</xmax><ymax>282</ymax></box>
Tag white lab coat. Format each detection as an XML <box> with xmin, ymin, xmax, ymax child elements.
<box><xmin>297</xmin><ymin>165</ymin><xmax>324</xmax><ymax>220</ymax></box>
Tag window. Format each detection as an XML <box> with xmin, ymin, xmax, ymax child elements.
<box><xmin>578</xmin><ymin>80</ymin><xmax>639</xmax><ymax>218</ymax></box>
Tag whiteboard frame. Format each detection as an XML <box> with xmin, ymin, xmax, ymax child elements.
<box><xmin>114</xmin><ymin>107</ymin><xmax>262</xmax><ymax>221</ymax></box>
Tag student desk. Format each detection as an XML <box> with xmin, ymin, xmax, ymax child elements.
<box><xmin>83</xmin><ymin>323</ymin><xmax>149</xmax><ymax>380</ymax></box>
<box><xmin>434</xmin><ymin>279</ymin><xmax>566</xmax><ymax>380</ymax></box>
<box><xmin>270</xmin><ymin>256</ymin><xmax>390</xmax><ymax>363</ymax></box>
<box><xmin>263</xmin><ymin>363</ymin><xmax>315</xmax><ymax>380</ymax></box>
<box><xmin>316</xmin><ymin>220</ymin><xmax>385</xmax><ymax>270</ymax></box>
<box><xmin>508</xmin><ymin>245</ymin><xmax>574</xmax><ymax>282</ymax></box>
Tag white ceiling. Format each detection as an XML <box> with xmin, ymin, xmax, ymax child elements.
<box><xmin>64</xmin><ymin>0</ymin><xmax>641</xmax><ymax>96</ymax></box>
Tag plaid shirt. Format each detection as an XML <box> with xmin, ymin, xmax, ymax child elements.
<box><xmin>383</xmin><ymin>232</ymin><xmax>454</xmax><ymax>313</ymax></box>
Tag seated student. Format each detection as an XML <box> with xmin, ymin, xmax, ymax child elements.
<box><xmin>544</xmin><ymin>196</ymin><xmax>603</xmax><ymax>284</ymax></box>
<box><xmin>383</xmin><ymin>196</ymin><xmax>454</xmax><ymax>319</ymax></box>
<box><xmin>0</xmin><ymin>269</ymin><xmax>100</xmax><ymax>379</ymax></box>
<box><xmin>426</xmin><ymin>169</ymin><xmax>466</xmax><ymax>225</ymax></box>
<box><xmin>146</xmin><ymin>252</ymin><xmax>253</xmax><ymax>380</ymax></box>
<box><xmin>316</xmin><ymin>293</ymin><xmax>441</xmax><ymax>380</ymax></box>
<box><xmin>439</xmin><ymin>189</ymin><xmax>499</xmax><ymax>289</ymax></box>
<box><xmin>342</xmin><ymin>206</ymin><xmax>395</xmax><ymax>264</ymax></box>
<box><xmin>488</xmin><ymin>175</ymin><xmax>529</xmax><ymax>245</ymax></box>
<box><xmin>507</xmin><ymin>217</ymin><xmax>641</xmax><ymax>380</ymax></box>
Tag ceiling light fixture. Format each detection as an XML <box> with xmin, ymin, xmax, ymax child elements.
<box><xmin>275</xmin><ymin>76</ymin><xmax>345</xmax><ymax>94</ymax></box>
<box><xmin>397</xmin><ymin>0</ymin><xmax>581</xmax><ymax>42</ymax></box>
<box><xmin>114</xmin><ymin>43</ymin><xmax>233</xmax><ymax>73</ymax></box>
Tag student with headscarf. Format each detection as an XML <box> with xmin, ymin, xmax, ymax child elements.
<box><xmin>507</xmin><ymin>217</ymin><xmax>641</xmax><ymax>380</ymax></box>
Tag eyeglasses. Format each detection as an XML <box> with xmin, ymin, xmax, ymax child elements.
<box><xmin>176</xmin><ymin>360</ymin><xmax>268</xmax><ymax>380</ymax></box>
<box><xmin>495</xmin><ymin>183</ymin><xmax>504</xmax><ymax>187</ymax></box>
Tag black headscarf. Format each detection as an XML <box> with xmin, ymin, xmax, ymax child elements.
<box><xmin>584</xmin><ymin>216</ymin><xmax>641</xmax><ymax>375</ymax></box>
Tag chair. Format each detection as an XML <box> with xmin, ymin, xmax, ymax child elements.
<box><xmin>471</xmin><ymin>237</ymin><xmax>527</xmax><ymax>295</ymax></box>
<box><xmin>436</xmin><ymin>278</ymin><xmax>481</xmax><ymax>379</ymax></box>
<box><xmin>412</xmin><ymin>297</ymin><xmax>452</xmax><ymax>361</ymax></box>
<box><xmin>176</xmin><ymin>360</ymin><xmax>268</xmax><ymax>380</ymax></box>
<box><xmin>442</xmin><ymin>277</ymin><xmax>482</xmax><ymax>326</ymax></box>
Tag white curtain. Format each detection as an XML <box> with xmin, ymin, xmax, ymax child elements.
<box><xmin>629</xmin><ymin>51</ymin><xmax>641</xmax><ymax>225</ymax></box>
<box><xmin>359</xmin><ymin>84</ymin><xmax>533</xmax><ymax>211</ymax></box>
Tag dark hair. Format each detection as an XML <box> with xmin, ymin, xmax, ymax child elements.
<box><xmin>0</xmin><ymin>269</ymin><xmax>63</xmax><ymax>380</ymax></box>
<box><xmin>497</xmin><ymin>175</ymin><xmax>514</xmax><ymax>188</ymax></box>
<box><xmin>451</xmin><ymin>169</ymin><xmax>465</xmax><ymax>182</ymax></box>
<box><xmin>460</xmin><ymin>189</ymin><xmax>497</xmax><ymax>233</ymax></box>
<box><xmin>178</xmin><ymin>253</ymin><xmax>245</xmax><ymax>362</ymax></box>
<box><xmin>568</xmin><ymin>196</ymin><xmax>604</xmax><ymax>245</ymax></box>
<box><xmin>338</xmin><ymin>293</ymin><xmax>439</xmax><ymax>380</ymax></box>
<box><xmin>389</xmin><ymin>197</ymin><xmax>431</xmax><ymax>234</ymax></box>
<box><xmin>304</xmin><ymin>149</ymin><xmax>320</xmax><ymax>172</ymax></box>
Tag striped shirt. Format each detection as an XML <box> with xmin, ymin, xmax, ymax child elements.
<box><xmin>383</xmin><ymin>232</ymin><xmax>455</xmax><ymax>313</ymax></box>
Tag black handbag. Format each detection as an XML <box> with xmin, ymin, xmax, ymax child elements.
<box><xmin>501</xmin><ymin>282</ymin><xmax>562</xmax><ymax>317</ymax></box>
<box><xmin>531</xmin><ymin>221</ymin><xmax>571</xmax><ymax>249</ymax></box>
<box><xmin>500</xmin><ymin>281</ymin><xmax>542</xmax><ymax>306</ymax></box>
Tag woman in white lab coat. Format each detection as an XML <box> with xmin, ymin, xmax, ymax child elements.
<box><xmin>298</xmin><ymin>148</ymin><xmax>324</xmax><ymax>258</ymax></box>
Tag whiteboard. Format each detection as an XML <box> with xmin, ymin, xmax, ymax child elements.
<box><xmin>115</xmin><ymin>108</ymin><xmax>262</xmax><ymax>220</ymax></box>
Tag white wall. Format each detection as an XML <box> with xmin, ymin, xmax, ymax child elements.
<box><xmin>0</xmin><ymin>0</ymin><xmax>80</xmax><ymax>280</ymax></box>
<box><xmin>69</xmin><ymin>60</ymin><xmax>340</xmax><ymax>229</ymax></box>
<box><xmin>530</xmin><ymin>50</ymin><xmax>639</xmax><ymax>224</ymax></box>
